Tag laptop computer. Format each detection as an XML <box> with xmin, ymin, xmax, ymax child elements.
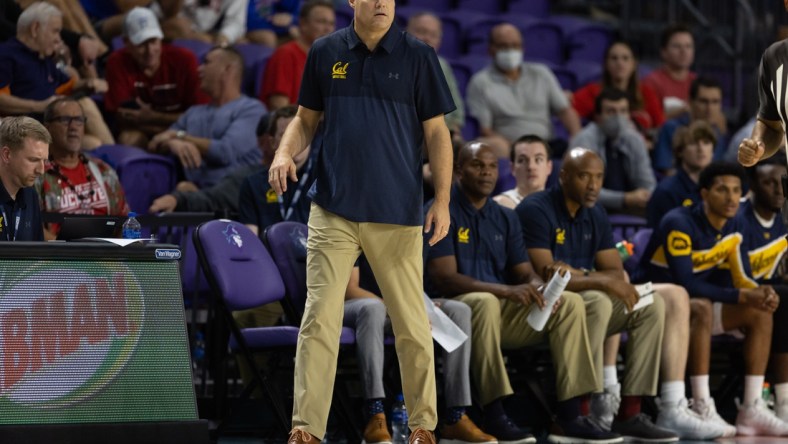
<box><xmin>57</xmin><ymin>216</ymin><xmax>123</xmax><ymax>241</ymax></box>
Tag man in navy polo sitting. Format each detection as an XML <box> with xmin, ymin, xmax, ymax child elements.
<box><xmin>517</xmin><ymin>148</ymin><xmax>677</xmax><ymax>442</ymax></box>
<box><xmin>425</xmin><ymin>141</ymin><xmax>616</xmax><ymax>444</ymax></box>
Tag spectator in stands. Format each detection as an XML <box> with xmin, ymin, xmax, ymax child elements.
<box><xmin>493</xmin><ymin>134</ymin><xmax>553</xmax><ymax>209</ymax></box>
<box><xmin>148</xmin><ymin>109</ymin><xmax>293</xmax><ymax>214</ymax></box>
<box><xmin>518</xmin><ymin>148</ymin><xmax>677</xmax><ymax>442</ymax></box>
<box><xmin>646</xmin><ymin>120</ymin><xmax>715</xmax><ymax>228</ymax></box>
<box><xmin>246</xmin><ymin>0</ymin><xmax>301</xmax><ymax>48</ymax></box>
<box><xmin>572</xmin><ymin>41</ymin><xmax>664</xmax><ymax>136</ymax></box>
<box><xmin>406</xmin><ymin>11</ymin><xmax>464</xmax><ymax>135</ymax></box>
<box><xmin>80</xmin><ymin>0</ymin><xmax>181</xmax><ymax>42</ymax></box>
<box><xmin>652</xmin><ymin>77</ymin><xmax>728</xmax><ymax>174</ymax></box>
<box><xmin>466</xmin><ymin>23</ymin><xmax>581</xmax><ymax>157</ymax></box>
<box><xmin>636</xmin><ymin>161</ymin><xmax>788</xmax><ymax>436</ymax></box>
<box><xmin>105</xmin><ymin>7</ymin><xmax>208</xmax><ymax>148</ymax></box>
<box><xmin>148</xmin><ymin>45</ymin><xmax>265</xmax><ymax>191</ymax></box>
<box><xmin>259</xmin><ymin>0</ymin><xmax>335</xmax><ymax>111</ymax></box>
<box><xmin>0</xmin><ymin>2</ymin><xmax>114</xmax><ymax>149</ymax></box>
<box><xmin>426</xmin><ymin>141</ymin><xmax>610</xmax><ymax>443</ymax></box>
<box><xmin>570</xmin><ymin>88</ymin><xmax>656</xmax><ymax>215</ymax></box>
<box><xmin>158</xmin><ymin>0</ymin><xmax>248</xmax><ymax>46</ymax></box>
<box><xmin>348</xmin><ymin>253</ymin><xmax>495</xmax><ymax>444</ymax></box>
<box><xmin>37</xmin><ymin>98</ymin><xmax>129</xmax><ymax>238</ymax></box>
<box><xmin>642</xmin><ymin>24</ymin><xmax>697</xmax><ymax>119</ymax></box>
<box><xmin>0</xmin><ymin>116</ymin><xmax>49</xmax><ymax>241</ymax></box>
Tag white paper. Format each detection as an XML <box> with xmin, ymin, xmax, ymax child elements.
<box><xmin>423</xmin><ymin>293</ymin><xmax>468</xmax><ymax>353</ymax></box>
<box><xmin>527</xmin><ymin>269</ymin><xmax>571</xmax><ymax>332</ymax></box>
<box><xmin>628</xmin><ymin>282</ymin><xmax>655</xmax><ymax>313</ymax></box>
<box><xmin>80</xmin><ymin>237</ymin><xmax>147</xmax><ymax>246</ymax></box>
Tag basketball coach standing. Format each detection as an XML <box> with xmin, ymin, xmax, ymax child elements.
<box><xmin>268</xmin><ymin>0</ymin><xmax>456</xmax><ymax>443</ymax></box>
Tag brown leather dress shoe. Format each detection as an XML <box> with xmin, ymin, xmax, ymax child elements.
<box><xmin>288</xmin><ymin>428</ymin><xmax>321</xmax><ymax>444</ymax></box>
<box><xmin>364</xmin><ymin>413</ymin><xmax>393</xmax><ymax>444</ymax></box>
<box><xmin>409</xmin><ymin>428</ymin><xmax>436</xmax><ymax>444</ymax></box>
<box><xmin>440</xmin><ymin>414</ymin><xmax>498</xmax><ymax>443</ymax></box>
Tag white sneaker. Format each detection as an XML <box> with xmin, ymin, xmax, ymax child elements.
<box><xmin>777</xmin><ymin>400</ymin><xmax>788</xmax><ymax>423</ymax></box>
<box><xmin>690</xmin><ymin>397</ymin><xmax>737</xmax><ymax>437</ymax></box>
<box><xmin>589</xmin><ymin>383</ymin><xmax>621</xmax><ymax>431</ymax></box>
<box><xmin>655</xmin><ymin>397</ymin><xmax>725</xmax><ymax>440</ymax></box>
<box><xmin>736</xmin><ymin>397</ymin><xmax>788</xmax><ymax>436</ymax></box>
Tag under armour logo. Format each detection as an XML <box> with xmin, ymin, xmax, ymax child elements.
<box><xmin>494</xmin><ymin>234</ymin><xmax>503</xmax><ymax>241</ymax></box>
<box><xmin>388</xmin><ymin>72</ymin><xmax>399</xmax><ymax>80</ymax></box>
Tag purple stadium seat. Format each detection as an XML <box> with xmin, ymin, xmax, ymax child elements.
<box><xmin>335</xmin><ymin>4</ymin><xmax>354</xmax><ymax>30</ymax></box>
<box><xmin>551</xmin><ymin>15</ymin><xmax>613</xmax><ymax>64</ymax></box>
<box><xmin>91</xmin><ymin>145</ymin><xmax>176</xmax><ymax>214</ymax></box>
<box><xmin>551</xmin><ymin>65</ymin><xmax>577</xmax><ymax>91</ymax></box>
<box><xmin>193</xmin><ymin>219</ymin><xmax>297</xmax><ymax>435</ymax></box>
<box><xmin>405</xmin><ymin>0</ymin><xmax>453</xmax><ymax>13</ymax></box>
<box><xmin>262</xmin><ymin>221</ymin><xmax>355</xmax><ymax>347</ymax></box>
<box><xmin>449</xmin><ymin>58</ymin><xmax>472</xmax><ymax>97</ymax></box>
<box><xmin>171</xmin><ymin>39</ymin><xmax>212</xmax><ymax>60</ymax></box>
<box><xmin>462</xmin><ymin>115</ymin><xmax>479</xmax><ymax>141</ymax></box>
<box><xmin>439</xmin><ymin>10</ymin><xmax>492</xmax><ymax>57</ymax></box>
<box><xmin>235</xmin><ymin>43</ymin><xmax>274</xmax><ymax>97</ymax></box>
<box><xmin>624</xmin><ymin>228</ymin><xmax>653</xmax><ymax>275</ymax></box>
<box><xmin>493</xmin><ymin>158</ymin><xmax>515</xmax><ymax>196</ymax></box>
<box><xmin>565</xmin><ymin>59</ymin><xmax>604</xmax><ymax>89</ymax></box>
<box><xmin>609</xmin><ymin>214</ymin><xmax>647</xmax><ymax>244</ymax></box>
<box><xmin>455</xmin><ymin>0</ymin><xmax>502</xmax><ymax>14</ymax></box>
<box><xmin>506</xmin><ymin>0</ymin><xmax>550</xmax><ymax>18</ymax></box>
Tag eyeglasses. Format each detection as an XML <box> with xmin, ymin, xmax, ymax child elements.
<box><xmin>48</xmin><ymin>116</ymin><xmax>87</xmax><ymax>126</ymax></box>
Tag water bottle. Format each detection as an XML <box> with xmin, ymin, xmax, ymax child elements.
<box><xmin>763</xmin><ymin>382</ymin><xmax>773</xmax><ymax>407</ymax></box>
<box><xmin>616</xmin><ymin>240</ymin><xmax>634</xmax><ymax>261</ymax></box>
<box><xmin>122</xmin><ymin>212</ymin><xmax>142</xmax><ymax>239</ymax></box>
<box><xmin>391</xmin><ymin>393</ymin><xmax>409</xmax><ymax>444</ymax></box>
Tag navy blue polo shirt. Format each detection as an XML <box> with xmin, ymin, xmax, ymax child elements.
<box><xmin>646</xmin><ymin>167</ymin><xmax>700</xmax><ymax>228</ymax></box>
<box><xmin>0</xmin><ymin>38</ymin><xmax>70</xmax><ymax>101</ymax></box>
<box><xmin>299</xmin><ymin>22</ymin><xmax>455</xmax><ymax>226</ymax></box>
<box><xmin>0</xmin><ymin>181</ymin><xmax>43</xmax><ymax>241</ymax></box>
<box><xmin>426</xmin><ymin>186</ymin><xmax>529</xmax><ymax>288</ymax></box>
<box><xmin>517</xmin><ymin>187</ymin><xmax>615</xmax><ymax>270</ymax></box>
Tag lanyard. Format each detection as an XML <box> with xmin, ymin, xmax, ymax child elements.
<box><xmin>1</xmin><ymin>207</ymin><xmax>21</xmax><ymax>241</ymax></box>
<box><xmin>278</xmin><ymin>158</ymin><xmax>312</xmax><ymax>222</ymax></box>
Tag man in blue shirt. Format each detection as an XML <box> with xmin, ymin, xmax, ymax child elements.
<box><xmin>637</xmin><ymin>161</ymin><xmax>788</xmax><ymax>436</ymax></box>
<box><xmin>646</xmin><ymin>120</ymin><xmax>715</xmax><ymax>227</ymax></box>
<box><xmin>519</xmin><ymin>148</ymin><xmax>678</xmax><ymax>442</ymax></box>
<box><xmin>0</xmin><ymin>116</ymin><xmax>50</xmax><ymax>241</ymax></box>
<box><xmin>737</xmin><ymin>158</ymin><xmax>788</xmax><ymax>423</ymax></box>
<box><xmin>268</xmin><ymin>0</ymin><xmax>455</xmax><ymax>442</ymax></box>
<box><xmin>426</xmin><ymin>142</ymin><xmax>618</xmax><ymax>444</ymax></box>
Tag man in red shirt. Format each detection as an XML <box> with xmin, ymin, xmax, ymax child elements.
<box><xmin>105</xmin><ymin>7</ymin><xmax>207</xmax><ymax>148</ymax></box>
<box><xmin>642</xmin><ymin>24</ymin><xmax>697</xmax><ymax>120</ymax></box>
<box><xmin>258</xmin><ymin>0</ymin><xmax>335</xmax><ymax>111</ymax></box>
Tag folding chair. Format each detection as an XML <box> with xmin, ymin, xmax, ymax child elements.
<box><xmin>194</xmin><ymin>219</ymin><xmax>300</xmax><ymax>437</ymax></box>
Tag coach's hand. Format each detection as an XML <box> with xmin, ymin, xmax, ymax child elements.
<box><xmin>425</xmin><ymin>199</ymin><xmax>450</xmax><ymax>246</ymax></box>
<box><xmin>604</xmin><ymin>279</ymin><xmax>639</xmax><ymax>312</ymax></box>
<box><xmin>269</xmin><ymin>151</ymin><xmax>298</xmax><ymax>195</ymax></box>
<box><xmin>738</xmin><ymin>138</ymin><xmax>766</xmax><ymax>167</ymax></box>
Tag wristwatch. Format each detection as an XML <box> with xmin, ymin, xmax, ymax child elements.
<box><xmin>581</xmin><ymin>268</ymin><xmax>590</xmax><ymax>277</ymax></box>
<box><xmin>175</xmin><ymin>130</ymin><xmax>186</xmax><ymax>140</ymax></box>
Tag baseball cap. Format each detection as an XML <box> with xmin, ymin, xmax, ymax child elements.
<box><xmin>124</xmin><ymin>7</ymin><xmax>163</xmax><ymax>45</ymax></box>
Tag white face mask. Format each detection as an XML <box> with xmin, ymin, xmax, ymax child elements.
<box><xmin>495</xmin><ymin>49</ymin><xmax>523</xmax><ymax>72</ymax></box>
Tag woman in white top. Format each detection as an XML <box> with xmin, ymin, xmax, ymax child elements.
<box><xmin>493</xmin><ymin>134</ymin><xmax>554</xmax><ymax>209</ymax></box>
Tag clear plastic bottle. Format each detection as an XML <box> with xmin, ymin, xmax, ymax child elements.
<box><xmin>391</xmin><ymin>393</ymin><xmax>409</xmax><ymax>444</ymax></box>
<box><xmin>122</xmin><ymin>211</ymin><xmax>142</xmax><ymax>239</ymax></box>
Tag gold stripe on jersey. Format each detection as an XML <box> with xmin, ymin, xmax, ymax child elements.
<box><xmin>748</xmin><ymin>237</ymin><xmax>788</xmax><ymax>280</ymax></box>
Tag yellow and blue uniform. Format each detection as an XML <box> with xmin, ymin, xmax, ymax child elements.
<box><xmin>736</xmin><ymin>199</ymin><xmax>787</xmax><ymax>284</ymax></box>
<box><xmin>636</xmin><ymin>204</ymin><xmax>757</xmax><ymax>303</ymax></box>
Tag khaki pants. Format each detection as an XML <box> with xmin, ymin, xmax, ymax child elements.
<box><xmin>292</xmin><ymin>204</ymin><xmax>437</xmax><ymax>438</ymax></box>
<box><xmin>582</xmin><ymin>290</ymin><xmax>665</xmax><ymax>396</ymax></box>
<box><xmin>455</xmin><ymin>290</ymin><xmax>596</xmax><ymax>404</ymax></box>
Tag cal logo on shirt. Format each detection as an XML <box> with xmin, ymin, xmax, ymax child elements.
<box><xmin>555</xmin><ymin>228</ymin><xmax>565</xmax><ymax>245</ymax></box>
<box><xmin>457</xmin><ymin>227</ymin><xmax>470</xmax><ymax>244</ymax></box>
<box><xmin>332</xmin><ymin>62</ymin><xmax>349</xmax><ymax>79</ymax></box>
<box><xmin>667</xmin><ymin>230</ymin><xmax>691</xmax><ymax>256</ymax></box>
<box><xmin>266</xmin><ymin>188</ymin><xmax>278</xmax><ymax>203</ymax></box>
<box><xmin>682</xmin><ymin>198</ymin><xmax>693</xmax><ymax>207</ymax></box>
